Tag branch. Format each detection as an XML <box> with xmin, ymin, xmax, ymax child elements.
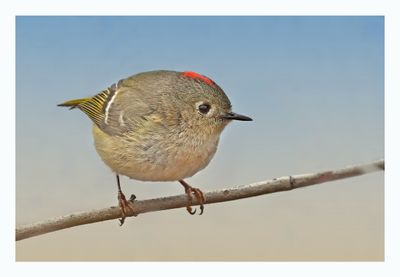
<box><xmin>16</xmin><ymin>159</ymin><xmax>384</xmax><ymax>241</ymax></box>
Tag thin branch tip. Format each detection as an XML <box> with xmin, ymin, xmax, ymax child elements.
<box><xmin>16</xmin><ymin>159</ymin><xmax>384</xmax><ymax>241</ymax></box>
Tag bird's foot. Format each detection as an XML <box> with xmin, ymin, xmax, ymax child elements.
<box><xmin>118</xmin><ymin>191</ymin><xmax>136</xmax><ymax>226</ymax></box>
<box><xmin>179</xmin><ymin>180</ymin><xmax>205</xmax><ymax>215</ymax></box>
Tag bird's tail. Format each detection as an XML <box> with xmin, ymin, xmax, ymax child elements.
<box><xmin>57</xmin><ymin>98</ymin><xmax>91</xmax><ymax>110</ymax></box>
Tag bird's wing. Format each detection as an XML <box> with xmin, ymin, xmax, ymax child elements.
<box><xmin>76</xmin><ymin>80</ymin><xmax>160</xmax><ymax>136</ymax></box>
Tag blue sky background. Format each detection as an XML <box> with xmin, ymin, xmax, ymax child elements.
<box><xmin>16</xmin><ymin>16</ymin><xmax>384</xmax><ymax>261</ymax></box>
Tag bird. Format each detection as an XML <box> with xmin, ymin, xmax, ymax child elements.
<box><xmin>58</xmin><ymin>70</ymin><xmax>252</xmax><ymax>224</ymax></box>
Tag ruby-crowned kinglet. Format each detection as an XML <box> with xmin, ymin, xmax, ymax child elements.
<box><xmin>58</xmin><ymin>70</ymin><xmax>252</xmax><ymax>223</ymax></box>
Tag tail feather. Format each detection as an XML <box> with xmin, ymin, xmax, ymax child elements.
<box><xmin>57</xmin><ymin>98</ymin><xmax>90</xmax><ymax>110</ymax></box>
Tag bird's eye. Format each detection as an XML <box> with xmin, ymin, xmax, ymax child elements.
<box><xmin>198</xmin><ymin>103</ymin><xmax>211</xmax><ymax>114</ymax></box>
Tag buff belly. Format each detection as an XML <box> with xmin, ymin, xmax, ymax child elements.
<box><xmin>92</xmin><ymin>125</ymin><xmax>219</xmax><ymax>181</ymax></box>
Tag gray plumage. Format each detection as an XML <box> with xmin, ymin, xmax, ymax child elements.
<box><xmin>59</xmin><ymin>70</ymin><xmax>251</xmax><ymax>182</ymax></box>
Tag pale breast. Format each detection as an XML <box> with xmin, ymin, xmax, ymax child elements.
<box><xmin>92</xmin><ymin>124</ymin><xmax>220</xmax><ymax>181</ymax></box>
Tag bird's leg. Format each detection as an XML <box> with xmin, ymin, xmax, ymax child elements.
<box><xmin>179</xmin><ymin>180</ymin><xmax>205</xmax><ymax>215</ymax></box>
<box><xmin>116</xmin><ymin>174</ymin><xmax>135</xmax><ymax>225</ymax></box>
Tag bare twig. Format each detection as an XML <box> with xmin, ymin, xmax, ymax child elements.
<box><xmin>16</xmin><ymin>159</ymin><xmax>384</xmax><ymax>241</ymax></box>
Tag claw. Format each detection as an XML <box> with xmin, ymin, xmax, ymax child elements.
<box><xmin>199</xmin><ymin>205</ymin><xmax>204</xmax><ymax>215</ymax></box>
<box><xmin>118</xmin><ymin>202</ymin><xmax>134</xmax><ymax>226</ymax></box>
<box><xmin>117</xmin><ymin>189</ymin><xmax>135</xmax><ymax>226</ymax></box>
<box><xmin>116</xmin><ymin>174</ymin><xmax>136</xmax><ymax>225</ymax></box>
<box><xmin>186</xmin><ymin>206</ymin><xmax>197</xmax><ymax>215</ymax></box>
<box><xmin>179</xmin><ymin>180</ymin><xmax>205</xmax><ymax>215</ymax></box>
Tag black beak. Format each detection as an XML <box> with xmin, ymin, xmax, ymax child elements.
<box><xmin>222</xmin><ymin>111</ymin><xmax>253</xmax><ymax>121</ymax></box>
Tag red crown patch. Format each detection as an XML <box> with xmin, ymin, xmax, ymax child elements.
<box><xmin>182</xmin><ymin>71</ymin><xmax>216</xmax><ymax>87</ymax></box>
